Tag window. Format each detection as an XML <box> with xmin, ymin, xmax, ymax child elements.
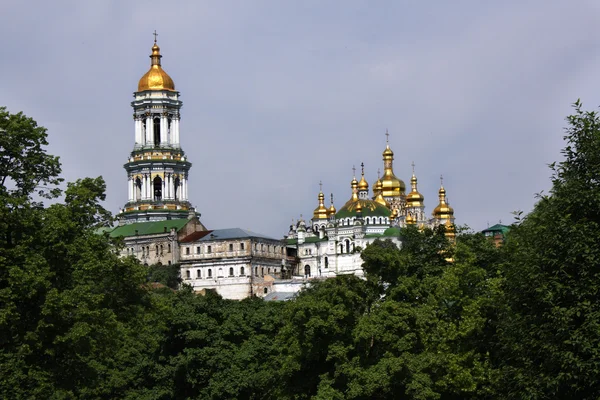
<box><xmin>153</xmin><ymin>117</ymin><xmax>160</xmax><ymax>146</ymax></box>
<box><xmin>155</xmin><ymin>245</ymin><xmax>159</xmax><ymax>256</ymax></box>
<box><xmin>153</xmin><ymin>176</ymin><xmax>162</xmax><ymax>201</ymax></box>
<box><xmin>160</xmin><ymin>244</ymin><xmax>163</xmax><ymax>255</ymax></box>
<box><xmin>240</xmin><ymin>243</ymin><xmax>245</xmax><ymax>250</ymax></box>
<box><xmin>240</xmin><ymin>266</ymin><xmax>245</xmax><ymax>276</ymax></box>
<box><xmin>196</xmin><ymin>246</ymin><xmax>200</xmax><ymax>254</ymax></box>
<box><xmin>207</xmin><ymin>245</ymin><xmax>212</xmax><ymax>254</ymax></box>
<box><xmin>208</xmin><ymin>269</ymin><xmax>212</xmax><ymax>278</ymax></box>
<box><xmin>305</xmin><ymin>265</ymin><xmax>311</xmax><ymax>277</ymax></box>
<box><xmin>229</xmin><ymin>243</ymin><xmax>233</xmax><ymax>251</ymax></box>
<box><xmin>264</xmin><ymin>288</ymin><xmax>268</xmax><ymax>294</ymax></box>
<box><xmin>168</xmin><ymin>261</ymin><xmax>171</xmax><ymax>265</ymax></box>
<box><xmin>168</xmin><ymin>244</ymin><xmax>171</xmax><ymax>253</ymax></box>
<box><xmin>197</xmin><ymin>270</ymin><xmax>201</xmax><ymax>278</ymax></box>
<box><xmin>324</xmin><ymin>256</ymin><xmax>329</xmax><ymax>268</ymax></box>
<box><xmin>186</xmin><ymin>247</ymin><xmax>190</xmax><ymax>255</ymax></box>
<box><xmin>218</xmin><ymin>268</ymin><xmax>223</xmax><ymax>277</ymax></box>
<box><xmin>229</xmin><ymin>267</ymin><xmax>234</xmax><ymax>276</ymax></box>
<box><xmin>186</xmin><ymin>270</ymin><xmax>190</xmax><ymax>279</ymax></box>
<box><xmin>345</xmin><ymin>239</ymin><xmax>350</xmax><ymax>253</ymax></box>
<box><xmin>267</xmin><ymin>268</ymin><xmax>271</xmax><ymax>274</ymax></box>
<box><xmin>261</xmin><ymin>267</ymin><xmax>264</xmax><ymax>276</ymax></box>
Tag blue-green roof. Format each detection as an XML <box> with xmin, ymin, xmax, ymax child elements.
<box><xmin>482</xmin><ymin>224</ymin><xmax>510</xmax><ymax>234</ymax></box>
<box><xmin>108</xmin><ymin>219</ymin><xmax>190</xmax><ymax>238</ymax></box>
<box><xmin>197</xmin><ymin>228</ymin><xmax>276</xmax><ymax>241</ymax></box>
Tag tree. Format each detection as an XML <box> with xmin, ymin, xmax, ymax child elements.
<box><xmin>496</xmin><ymin>101</ymin><xmax>600</xmax><ymax>398</ymax></box>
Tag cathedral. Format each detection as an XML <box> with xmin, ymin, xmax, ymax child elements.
<box><xmin>285</xmin><ymin>136</ymin><xmax>456</xmax><ymax>278</ymax></box>
<box><xmin>107</xmin><ymin>36</ymin><xmax>457</xmax><ymax>300</ymax></box>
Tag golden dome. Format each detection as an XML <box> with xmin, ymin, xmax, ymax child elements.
<box><xmin>380</xmin><ymin>133</ymin><xmax>406</xmax><ymax>196</ymax></box>
<box><xmin>390</xmin><ymin>208</ymin><xmax>398</xmax><ymax>221</ymax></box>
<box><xmin>406</xmin><ymin>171</ymin><xmax>425</xmax><ymax>208</ymax></box>
<box><xmin>137</xmin><ymin>42</ymin><xmax>175</xmax><ymax>92</ymax></box>
<box><xmin>357</xmin><ymin>162</ymin><xmax>369</xmax><ymax>192</ymax></box>
<box><xmin>328</xmin><ymin>193</ymin><xmax>337</xmax><ymax>216</ymax></box>
<box><xmin>406</xmin><ymin>213</ymin><xmax>416</xmax><ymax>225</ymax></box>
<box><xmin>313</xmin><ymin>189</ymin><xmax>329</xmax><ymax>220</ymax></box>
<box><xmin>433</xmin><ymin>185</ymin><xmax>455</xmax><ymax>219</ymax></box>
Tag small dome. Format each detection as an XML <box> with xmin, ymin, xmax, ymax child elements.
<box><xmin>137</xmin><ymin>42</ymin><xmax>175</xmax><ymax>92</ymax></box>
<box><xmin>358</xmin><ymin>175</ymin><xmax>369</xmax><ymax>191</ymax></box>
<box><xmin>406</xmin><ymin>174</ymin><xmax>424</xmax><ymax>207</ymax></box>
<box><xmin>433</xmin><ymin>186</ymin><xmax>455</xmax><ymax>219</ymax></box>
<box><xmin>313</xmin><ymin>191</ymin><xmax>329</xmax><ymax>220</ymax></box>
<box><xmin>406</xmin><ymin>213</ymin><xmax>416</xmax><ymax>225</ymax></box>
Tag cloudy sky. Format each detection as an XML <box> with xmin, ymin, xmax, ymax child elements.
<box><xmin>2</xmin><ymin>1</ymin><xmax>600</xmax><ymax>238</ymax></box>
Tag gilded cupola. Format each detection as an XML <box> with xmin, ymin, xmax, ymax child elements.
<box><xmin>335</xmin><ymin>167</ymin><xmax>391</xmax><ymax>219</ymax></box>
<box><xmin>313</xmin><ymin>182</ymin><xmax>329</xmax><ymax>220</ymax></box>
<box><xmin>357</xmin><ymin>163</ymin><xmax>369</xmax><ymax>192</ymax></box>
<box><xmin>406</xmin><ymin>162</ymin><xmax>425</xmax><ymax>208</ymax></box>
<box><xmin>432</xmin><ymin>177</ymin><xmax>455</xmax><ymax>220</ymax></box>
<box><xmin>328</xmin><ymin>193</ymin><xmax>336</xmax><ymax>217</ymax></box>
<box><xmin>380</xmin><ymin>130</ymin><xmax>406</xmax><ymax>197</ymax></box>
<box><xmin>138</xmin><ymin>37</ymin><xmax>175</xmax><ymax>92</ymax></box>
<box><xmin>406</xmin><ymin>213</ymin><xmax>416</xmax><ymax>225</ymax></box>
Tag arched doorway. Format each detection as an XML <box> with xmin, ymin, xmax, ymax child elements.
<box><xmin>304</xmin><ymin>264</ymin><xmax>311</xmax><ymax>277</ymax></box>
<box><xmin>153</xmin><ymin>176</ymin><xmax>162</xmax><ymax>201</ymax></box>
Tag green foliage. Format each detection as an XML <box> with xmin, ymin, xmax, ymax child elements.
<box><xmin>496</xmin><ymin>101</ymin><xmax>600</xmax><ymax>398</ymax></box>
<box><xmin>147</xmin><ymin>262</ymin><xmax>182</xmax><ymax>289</ymax></box>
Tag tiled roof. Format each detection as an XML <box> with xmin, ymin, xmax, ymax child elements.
<box><xmin>180</xmin><ymin>230</ymin><xmax>214</xmax><ymax>243</ymax></box>
<box><xmin>108</xmin><ymin>219</ymin><xmax>190</xmax><ymax>238</ymax></box>
<box><xmin>195</xmin><ymin>228</ymin><xmax>278</xmax><ymax>241</ymax></box>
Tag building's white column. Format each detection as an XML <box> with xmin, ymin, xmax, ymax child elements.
<box><xmin>134</xmin><ymin>119</ymin><xmax>142</xmax><ymax>145</ymax></box>
<box><xmin>181</xmin><ymin>177</ymin><xmax>186</xmax><ymax>201</ymax></box>
<box><xmin>161</xmin><ymin>176</ymin><xmax>166</xmax><ymax>200</ymax></box>
<box><xmin>146</xmin><ymin>116</ymin><xmax>153</xmax><ymax>145</ymax></box>
<box><xmin>167</xmin><ymin>174</ymin><xmax>172</xmax><ymax>199</ymax></box>
<box><xmin>160</xmin><ymin>116</ymin><xmax>168</xmax><ymax>145</ymax></box>
<box><xmin>184</xmin><ymin>176</ymin><xmax>189</xmax><ymax>200</ymax></box>
<box><xmin>128</xmin><ymin>177</ymin><xmax>132</xmax><ymax>201</ymax></box>
<box><xmin>172</xmin><ymin>118</ymin><xmax>180</xmax><ymax>147</ymax></box>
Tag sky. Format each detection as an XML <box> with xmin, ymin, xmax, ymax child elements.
<box><xmin>2</xmin><ymin>1</ymin><xmax>600</xmax><ymax>238</ymax></box>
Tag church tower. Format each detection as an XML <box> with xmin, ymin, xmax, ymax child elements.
<box><xmin>119</xmin><ymin>35</ymin><xmax>194</xmax><ymax>223</ymax></box>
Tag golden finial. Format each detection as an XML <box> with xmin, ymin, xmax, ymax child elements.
<box><xmin>153</xmin><ymin>30</ymin><xmax>158</xmax><ymax>43</ymax></box>
<box><xmin>361</xmin><ymin>162</ymin><xmax>365</xmax><ymax>176</ymax></box>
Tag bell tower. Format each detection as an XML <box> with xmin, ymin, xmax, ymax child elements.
<box><xmin>118</xmin><ymin>34</ymin><xmax>195</xmax><ymax>223</ymax></box>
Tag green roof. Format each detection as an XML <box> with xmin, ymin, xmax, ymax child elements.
<box><xmin>108</xmin><ymin>219</ymin><xmax>190</xmax><ymax>238</ymax></box>
<box><xmin>482</xmin><ymin>224</ymin><xmax>510</xmax><ymax>234</ymax></box>
<box><xmin>335</xmin><ymin>199</ymin><xmax>391</xmax><ymax>219</ymax></box>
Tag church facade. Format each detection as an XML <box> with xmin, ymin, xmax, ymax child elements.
<box><xmin>285</xmin><ymin>137</ymin><xmax>456</xmax><ymax>279</ymax></box>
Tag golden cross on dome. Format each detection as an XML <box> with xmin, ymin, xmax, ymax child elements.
<box><xmin>411</xmin><ymin>161</ymin><xmax>415</xmax><ymax>173</ymax></box>
<box><xmin>153</xmin><ymin>30</ymin><xmax>158</xmax><ymax>43</ymax></box>
<box><xmin>440</xmin><ymin>174</ymin><xmax>444</xmax><ymax>186</ymax></box>
<box><xmin>385</xmin><ymin>128</ymin><xmax>389</xmax><ymax>143</ymax></box>
<box><xmin>319</xmin><ymin>180</ymin><xmax>323</xmax><ymax>192</ymax></box>
<box><xmin>330</xmin><ymin>193</ymin><xmax>334</xmax><ymax>203</ymax></box>
<box><xmin>352</xmin><ymin>165</ymin><xmax>356</xmax><ymax>177</ymax></box>
<box><xmin>361</xmin><ymin>162</ymin><xmax>365</xmax><ymax>176</ymax></box>
<box><xmin>377</xmin><ymin>168</ymin><xmax>380</xmax><ymax>179</ymax></box>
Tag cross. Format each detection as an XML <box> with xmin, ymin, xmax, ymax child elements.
<box><xmin>361</xmin><ymin>162</ymin><xmax>365</xmax><ymax>176</ymax></box>
<box><xmin>411</xmin><ymin>161</ymin><xmax>415</xmax><ymax>173</ymax></box>
<box><xmin>377</xmin><ymin>168</ymin><xmax>380</xmax><ymax>179</ymax></box>
<box><xmin>385</xmin><ymin>128</ymin><xmax>389</xmax><ymax>143</ymax></box>
<box><xmin>440</xmin><ymin>174</ymin><xmax>444</xmax><ymax>186</ymax></box>
<box><xmin>319</xmin><ymin>180</ymin><xmax>323</xmax><ymax>192</ymax></box>
<box><xmin>330</xmin><ymin>193</ymin><xmax>334</xmax><ymax>204</ymax></box>
<box><xmin>352</xmin><ymin>165</ymin><xmax>356</xmax><ymax>177</ymax></box>
<box><xmin>153</xmin><ymin>30</ymin><xmax>158</xmax><ymax>43</ymax></box>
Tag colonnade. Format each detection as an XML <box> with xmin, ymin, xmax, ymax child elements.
<box><xmin>134</xmin><ymin>114</ymin><xmax>180</xmax><ymax>147</ymax></box>
<box><xmin>128</xmin><ymin>173</ymin><xmax>188</xmax><ymax>202</ymax></box>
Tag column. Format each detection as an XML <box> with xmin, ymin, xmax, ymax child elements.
<box><xmin>128</xmin><ymin>177</ymin><xmax>133</xmax><ymax>201</ymax></box>
<box><xmin>162</xmin><ymin>175</ymin><xmax>166</xmax><ymax>201</ymax></box>
<box><xmin>184</xmin><ymin>176</ymin><xmax>189</xmax><ymax>200</ymax></box>
<box><xmin>146</xmin><ymin>116</ymin><xmax>153</xmax><ymax>145</ymax></box>
<box><xmin>134</xmin><ymin>119</ymin><xmax>142</xmax><ymax>145</ymax></box>
<box><xmin>172</xmin><ymin>118</ymin><xmax>180</xmax><ymax>147</ymax></box>
<box><xmin>160</xmin><ymin>115</ymin><xmax>168</xmax><ymax>145</ymax></box>
<box><xmin>181</xmin><ymin>177</ymin><xmax>186</xmax><ymax>201</ymax></box>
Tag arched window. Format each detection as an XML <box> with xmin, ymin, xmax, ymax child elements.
<box><xmin>135</xmin><ymin>177</ymin><xmax>142</xmax><ymax>201</ymax></box>
<box><xmin>324</xmin><ymin>256</ymin><xmax>328</xmax><ymax>268</ymax></box>
<box><xmin>186</xmin><ymin>270</ymin><xmax>190</xmax><ymax>279</ymax></box>
<box><xmin>240</xmin><ymin>266</ymin><xmax>245</xmax><ymax>276</ymax></box>
<box><xmin>304</xmin><ymin>265</ymin><xmax>311</xmax><ymax>277</ymax></box>
<box><xmin>345</xmin><ymin>239</ymin><xmax>350</xmax><ymax>253</ymax></box>
<box><xmin>197</xmin><ymin>270</ymin><xmax>201</xmax><ymax>278</ymax></box>
<box><xmin>366</xmin><ymin>217</ymin><xmax>370</xmax><ymax>224</ymax></box>
<box><xmin>174</xmin><ymin>177</ymin><xmax>180</xmax><ymax>200</ymax></box>
<box><xmin>264</xmin><ymin>287</ymin><xmax>268</xmax><ymax>294</ymax></box>
<box><xmin>153</xmin><ymin>117</ymin><xmax>160</xmax><ymax>146</ymax></box>
<box><xmin>261</xmin><ymin>267</ymin><xmax>264</xmax><ymax>276</ymax></box>
<box><xmin>339</xmin><ymin>244</ymin><xmax>343</xmax><ymax>254</ymax></box>
<box><xmin>160</xmin><ymin>244</ymin><xmax>163</xmax><ymax>254</ymax></box>
<box><xmin>155</xmin><ymin>245</ymin><xmax>159</xmax><ymax>256</ymax></box>
<box><xmin>229</xmin><ymin>267</ymin><xmax>234</xmax><ymax>276</ymax></box>
<box><xmin>267</xmin><ymin>268</ymin><xmax>271</xmax><ymax>274</ymax></box>
<box><xmin>153</xmin><ymin>176</ymin><xmax>162</xmax><ymax>201</ymax></box>
<box><xmin>208</xmin><ymin>269</ymin><xmax>212</xmax><ymax>278</ymax></box>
